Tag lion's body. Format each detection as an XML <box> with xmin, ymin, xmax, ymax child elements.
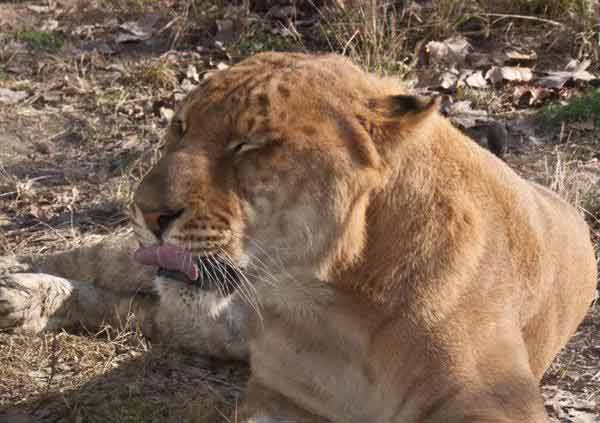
<box><xmin>1</xmin><ymin>53</ymin><xmax>596</xmax><ymax>423</ymax></box>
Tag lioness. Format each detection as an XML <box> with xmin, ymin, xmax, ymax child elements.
<box><xmin>0</xmin><ymin>52</ymin><xmax>597</xmax><ymax>422</ymax></box>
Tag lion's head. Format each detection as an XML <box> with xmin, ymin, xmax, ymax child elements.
<box><xmin>131</xmin><ymin>52</ymin><xmax>438</xmax><ymax>299</ymax></box>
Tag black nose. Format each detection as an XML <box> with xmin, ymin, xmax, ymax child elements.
<box><xmin>143</xmin><ymin>209</ymin><xmax>185</xmax><ymax>238</ymax></box>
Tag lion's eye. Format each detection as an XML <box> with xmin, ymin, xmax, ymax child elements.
<box><xmin>230</xmin><ymin>141</ymin><xmax>259</xmax><ymax>155</ymax></box>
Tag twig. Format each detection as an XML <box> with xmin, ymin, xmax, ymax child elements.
<box><xmin>342</xmin><ymin>30</ymin><xmax>359</xmax><ymax>56</ymax></box>
<box><xmin>481</xmin><ymin>13</ymin><xmax>565</xmax><ymax>28</ymax></box>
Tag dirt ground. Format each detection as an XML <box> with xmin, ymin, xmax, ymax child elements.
<box><xmin>0</xmin><ymin>1</ymin><xmax>599</xmax><ymax>422</ymax></box>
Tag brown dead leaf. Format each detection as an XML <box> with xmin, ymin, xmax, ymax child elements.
<box><xmin>512</xmin><ymin>85</ymin><xmax>552</xmax><ymax>107</ymax></box>
<box><xmin>426</xmin><ymin>36</ymin><xmax>471</xmax><ymax>66</ymax></box>
<box><xmin>122</xmin><ymin>134</ymin><xmax>140</xmax><ymax>150</ymax></box>
<box><xmin>537</xmin><ymin>59</ymin><xmax>596</xmax><ymax>89</ymax></box>
<box><xmin>504</xmin><ymin>50</ymin><xmax>537</xmax><ymax>62</ymax></box>
<box><xmin>465</xmin><ymin>71</ymin><xmax>487</xmax><ymax>89</ymax></box>
<box><xmin>566</xmin><ymin>59</ymin><xmax>591</xmax><ymax>73</ymax></box>
<box><xmin>180</xmin><ymin>78</ymin><xmax>197</xmax><ymax>93</ymax></box>
<box><xmin>438</xmin><ymin>71</ymin><xmax>458</xmax><ymax>90</ymax></box>
<box><xmin>27</xmin><ymin>5</ymin><xmax>50</xmax><ymax>13</ymax></box>
<box><xmin>160</xmin><ymin>107</ymin><xmax>174</xmax><ymax>122</ymax></box>
<box><xmin>42</xmin><ymin>19</ymin><xmax>59</xmax><ymax>32</ymax></box>
<box><xmin>186</xmin><ymin>64</ymin><xmax>200</xmax><ymax>83</ymax></box>
<box><xmin>444</xmin><ymin>100</ymin><xmax>488</xmax><ymax>128</ymax></box>
<box><xmin>116</xmin><ymin>15</ymin><xmax>159</xmax><ymax>43</ymax></box>
<box><xmin>486</xmin><ymin>66</ymin><xmax>533</xmax><ymax>84</ymax></box>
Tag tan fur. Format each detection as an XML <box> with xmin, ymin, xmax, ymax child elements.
<box><xmin>1</xmin><ymin>52</ymin><xmax>596</xmax><ymax>422</ymax></box>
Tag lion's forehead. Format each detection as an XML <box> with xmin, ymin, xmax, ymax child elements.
<box><xmin>175</xmin><ymin>55</ymin><xmax>376</xmax><ymax>135</ymax></box>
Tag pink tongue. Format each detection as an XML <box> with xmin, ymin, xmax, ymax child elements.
<box><xmin>134</xmin><ymin>244</ymin><xmax>199</xmax><ymax>281</ymax></box>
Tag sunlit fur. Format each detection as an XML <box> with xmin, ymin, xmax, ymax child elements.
<box><xmin>131</xmin><ymin>53</ymin><xmax>597</xmax><ymax>423</ymax></box>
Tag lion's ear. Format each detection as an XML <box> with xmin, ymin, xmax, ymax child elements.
<box><xmin>369</xmin><ymin>95</ymin><xmax>440</xmax><ymax>121</ymax></box>
<box><xmin>360</xmin><ymin>95</ymin><xmax>440</xmax><ymax>159</ymax></box>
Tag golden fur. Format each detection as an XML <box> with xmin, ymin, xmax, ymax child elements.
<box><xmin>130</xmin><ymin>53</ymin><xmax>597</xmax><ymax>422</ymax></box>
<box><xmin>1</xmin><ymin>52</ymin><xmax>596</xmax><ymax>422</ymax></box>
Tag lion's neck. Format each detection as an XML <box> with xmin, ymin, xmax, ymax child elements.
<box><xmin>333</xmin><ymin>118</ymin><xmax>482</xmax><ymax>318</ymax></box>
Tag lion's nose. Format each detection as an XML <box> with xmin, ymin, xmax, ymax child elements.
<box><xmin>142</xmin><ymin>209</ymin><xmax>185</xmax><ymax>238</ymax></box>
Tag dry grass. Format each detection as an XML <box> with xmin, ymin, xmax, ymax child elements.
<box><xmin>123</xmin><ymin>59</ymin><xmax>179</xmax><ymax>90</ymax></box>
<box><xmin>545</xmin><ymin>153</ymin><xmax>599</xmax><ymax>209</ymax></box>
<box><xmin>317</xmin><ymin>0</ymin><xmax>599</xmax><ymax>73</ymax></box>
<box><xmin>0</xmin><ymin>321</ymin><xmax>247</xmax><ymax>422</ymax></box>
<box><xmin>543</xmin><ymin>152</ymin><xmax>600</xmax><ymax>261</ymax></box>
<box><xmin>316</xmin><ymin>0</ymin><xmax>412</xmax><ymax>75</ymax></box>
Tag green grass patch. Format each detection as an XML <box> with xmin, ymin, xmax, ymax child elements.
<box><xmin>540</xmin><ymin>89</ymin><xmax>600</xmax><ymax>128</ymax></box>
<box><xmin>16</xmin><ymin>31</ymin><xmax>64</xmax><ymax>51</ymax></box>
<box><xmin>0</xmin><ymin>66</ymin><xmax>8</xmax><ymax>81</ymax></box>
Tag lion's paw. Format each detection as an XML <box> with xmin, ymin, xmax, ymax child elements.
<box><xmin>0</xmin><ymin>274</ymin><xmax>74</xmax><ymax>332</ymax></box>
<box><xmin>0</xmin><ymin>275</ymin><xmax>34</xmax><ymax>329</ymax></box>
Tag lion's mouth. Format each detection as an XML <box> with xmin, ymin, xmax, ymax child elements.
<box><xmin>134</xmin><ymin>244</ymin><xmax>241</xmax><ymax>294</ymax></box>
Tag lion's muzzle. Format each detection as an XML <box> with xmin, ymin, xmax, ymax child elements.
<box><xmin>134</xmin><ymin>244</ymin><xmax>241</xmax><ymax>294</ymax></box>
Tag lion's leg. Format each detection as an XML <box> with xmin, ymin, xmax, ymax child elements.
<box><xmin>0</xmin><ymin>273</ymin><xmax>158</xmax><ymax>335</ymax></box>
<box><xmin>23</xmin><ymin>231</ymin><xmax>155</xmax><ymax>293</ymax></box>
<box><xmin>235</xmin><ymin>378</ymin><xmax>329</xmax><ymax>423</ymax></box>
<box><xmin>0</xmin><ymin>231</ymin><xmax>158</xmax><ymax>334</ymax></box>
<box><xmin>1</xmin><ymin>231</ymin><xmax>251</xmax><ymax>359</ymax></box>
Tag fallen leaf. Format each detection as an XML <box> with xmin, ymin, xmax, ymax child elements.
<box><xmin>42</xmin><ymin>19</ymin><xmax>59</xmax><ymax>32</ymax></box>
<box><xmin>180</xmin><ymin>78</ymin><xmax>197</xmax><ymax>93</ymax></box>
<box><xmin>186</xmin><ymin>64</ymin><xmax>200</xmax><ymax>82</ymax></box>
<box><xmin>566</xmin><ymin>58</ymin><xmax>591</xmax><ymax>72</ymax></box>
<box><xmin>438</xmin><ymin>71</ymin><xmax>458</xmax><ymax>89</ymax></box>
<box><xmin>537</xmin><ymin>71</ymin><xmax>595</xmax><ymax>89</ymax></box>
<box><xmin>73</xmin><ymin>24</ymin><xmax>100</xmax><ymax>38</ymax></box>
<box><xmin>537</xmin><ymin>59</ymin><xmax>596</xmax><ymax>88</ymax></box>
<box><xmin>512</xmin><ymin>85</ymin><xmax>552</xmax><ymax>106</ymax></box>
<box><xmin>27</xmin><ymin>5</ymin><xmax>50</xmax><ymax>13</ymax></box>
<box><xmin>444</xmin><ymin>100</ymin><xmax>488</xmax><ymax>128</ymax></box>
<box><xmin>160</xmin><ymin>107</ymin><xmax>174</xmax><ymax>122</ymax></box>
<box><xmin>571</xmin><ymin>412</ymin><xmax>595</xmax><ymax>423</ymax></box>
<box><xmin>486</xmin><ymin>66</ymin><xmax>533</xmax><ymax>83</ymax></box>
<box><xmin>426</xmin><ymin>36</ymin><xmax>471</xmax><ymax>66</ymax></box>
<box><xmin>504</xmin><ymin>50</ymin><xmax>537</xmax><ymax>62</ymax></box>
<box><xmin>116</xmin><ymin>15</ymin><xmax>159</xmax><ymax>43</ymax></box>
<box><xmin>0</xmin><ymin>88</ymin><xmax>28</xmax><ymax>105</ymax></box>
<box><xmin>465</xmin><ymin>71</ymin><xmax>487</xmax><ymax>88</ymax></box>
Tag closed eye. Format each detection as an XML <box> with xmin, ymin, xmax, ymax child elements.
<box><xmin>229</xmin><ymin>140</ymin><xmax>261</xmax><ymax>155</ymax></box>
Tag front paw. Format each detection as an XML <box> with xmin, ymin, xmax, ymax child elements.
<box><xmin>0</xmin><ymin>274</ymin><xmax>37</xmax><ymax>329</ymax></box>
<box><xmin>0</xmin><ymin>274</ymin><xmax>74</xmax><ymax>332</ymax></box>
